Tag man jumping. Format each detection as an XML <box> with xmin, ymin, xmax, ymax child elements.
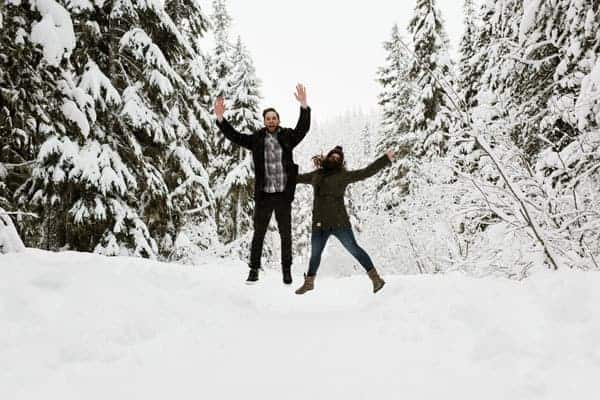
<box><xmin>214</xmin><ymin>84</ymin><xmax>310</xmax><ymax>285</ymax></box>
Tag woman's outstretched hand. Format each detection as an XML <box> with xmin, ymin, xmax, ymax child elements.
<box><xmin>386</xmin><ymin>149</ymin><xmax>396</xmax><ymax>161</ymax></box>
<box><xmin>214</xmin><ymin>97</ymin><xmax>225</xmax><ymax>122</ymax></box>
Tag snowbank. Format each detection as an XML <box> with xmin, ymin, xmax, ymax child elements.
<box><xmin>1</xmin><ymin>249</ymin><xmax>599</xmax><ymax>399</ymax></box>
<box><xmin>0</xmin><ymin>210</ymin><xmax>25</xmax><ymax>254</ymax></box>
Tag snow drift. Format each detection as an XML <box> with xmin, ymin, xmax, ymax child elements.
<box><xmin>1</xmin><ymin>249</ymin><xmax>599</xmax><ymax>399</ymax></box>
<box><xmin>0</xmin><ymin>209</ymin><xmax>25</xmax><ymax>254</ymax></box>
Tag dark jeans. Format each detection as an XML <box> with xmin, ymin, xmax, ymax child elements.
<box><xmin>249</xmin><ymin>192</ymin><xmax>292</xmax><ymax>270</ymax></box>
<box><xmin>307</xmin><ymin>227</ymin><xmax>374</xmax><ymax>276</ymax></box>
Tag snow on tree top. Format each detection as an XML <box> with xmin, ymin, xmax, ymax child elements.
<box><xmin>30</xmin><ymin>0</ymin><xmax>76</xmax><ymax>67</ymax></box>
<box><xmin>64</xmin><ymin>0</ymin><xmax>96</xmax><ymax>12</ymax></box>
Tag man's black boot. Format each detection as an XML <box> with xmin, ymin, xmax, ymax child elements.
<box><xmin>246</xmin><ymin>268</ymin><xmax>259</xmax><ymax>285</ymax></box>
<box><xmin>282</xmin><ymin>266</ymin><xmax>292</xmax><ymax>285</ymax></box>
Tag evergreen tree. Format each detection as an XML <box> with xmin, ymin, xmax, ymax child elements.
<box><xmin>517</xmin><ymin>0</ymin><xmax>598</xmax><ymax>154</ymax></box>
<box><xmin>2</xmin><ymin>0</ymin><xmax>215</xmax><ymax>257</ymax></box>
<box><xmin>361</xmin><ymin>123</ymin><xmax>373</xmax><ymax>161</ymax></box>
<box><xmin>166</xmin><ymin>1</ymin><xmax>220</xmax><ymax>256</ymax></box>
<box><xmin>471</xmin><ymin>0</ymin><xmax>597</xmax><ymax>158</ymax></box>
<box><xmin>450</xmin><ymin>0</ymin><xmax>481</xmax><ymax>175</ymax></box>
<box><xmin>1</xmin><ymin>1</ymin><xmax>88</xmax><ymax>250</ymax></box>
<box><xmin>375</xmin><ymin>24</ymin><xmax>413</xmax><ymax>205</ymax></box>
<box><xmin>215</xmin><ymin>36</ymin><xmax>262</xmax><ymax>242</ymax></box>
<box><xmin>377</xmin><ymin>24</ymin><xmax>413</xmax><ymax>144</ymax></box>
<box><xmin>458</xmin><ymin>0</ymin><xmax>600</xmax><ymax>270</ymax></box>
<box><xmin>207</xmin><ymin>2</ymin><xmax>264</xmax><ymax>245</ymax></box>
<box><xmin>457</xmin><ymin>0</ymin><xmax>477</xmax><ymax>108</ymax></box>
<box><xmin>209</xmin><ymin>0</ymin><xmax>234</xmax><ymax>99</ymax></box>
<box><xmin>207</xmin><ymin>0</ymin><xmax>237</xmax><ymax>241</ymax></box>
<box><xmin>291</xmin><ymin>184</ymin><xmax>313</xmax><ymax>262</ymax></box>
<box><xmin>408</xmin><ymin>0</ymin><xmax>455</xmax><ymax>158</ymax></box>
<box><xmin>469</xmin><ymin>0</ymin><xmax>495</xmax><ymax>104</ymax></box>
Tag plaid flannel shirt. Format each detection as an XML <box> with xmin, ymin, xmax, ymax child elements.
<box><xmin>263</xmin><ymin>131</ymin><xmax>286</xmax><ymax>193</ymax></box>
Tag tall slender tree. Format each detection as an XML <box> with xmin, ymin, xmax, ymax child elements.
<box><xmin>375</xmin><ymin>24</ymin><xmax>414</xmax><ymax>204</ymax></box>
<box><xmin>457</xmin><ymin>0</ymin><xmax>477</xmax><ymax>108</ymax></box>
<box><xmin>408</xmin><ymin>0</ymin><xmax>455</xmax><ymax>158</ymax></box>
<box><xmin>216</xmin><ymin>36</ymin><xmax>262</xmax><ymax>242</ymax></box>
<box><xmin>377</xmin><ymin>25</ymin><xmax>413</xmax><ymax>148</ymax></box>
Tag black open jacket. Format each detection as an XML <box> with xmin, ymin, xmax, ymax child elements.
<box><xmin>215</xmin><ymin>107</ymin><xmax>311</xmax><ymax>203</ymax></box>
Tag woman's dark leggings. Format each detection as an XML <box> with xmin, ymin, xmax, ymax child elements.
<box><xmin>307</xmin><ymin>227</ymin><xmax>375</xmax><ymax>276</ymax></box>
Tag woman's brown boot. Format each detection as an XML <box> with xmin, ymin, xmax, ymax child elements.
<box><xmin>367</xmin><ymin>268</ymin><xmax>385</xmax><ymax>293</ymax></box>
<box><xmin>295</xmin><ymin>274</ymin><xmax>315</xmax><ymax>295</ymax></box>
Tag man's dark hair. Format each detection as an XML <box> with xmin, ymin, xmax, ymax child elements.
<box><xmin>262</xmin><ymin>107</ymin><xmax>280</xmax><ymax>119</ymax></box>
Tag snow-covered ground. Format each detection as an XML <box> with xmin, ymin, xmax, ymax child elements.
<box><xmin>1</xmin><ymin>249</ymin><xmax>599</xmax><ymax>399</ymax></box>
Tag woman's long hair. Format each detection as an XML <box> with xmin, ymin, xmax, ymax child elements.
<box><xmin>311</xmin><ymin>153</ymin><xmax>326</xmax><ymax>169</ymax></box>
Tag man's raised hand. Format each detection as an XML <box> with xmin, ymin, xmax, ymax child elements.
<box><xmin>214</xmin><ymin>97</ymin><xmax>225</xmax><ymax>122</ymax></box>
<box><xmin>386</xmin><ymin>149</ymin><xmax>396</xmax><ymax>162</ymax></box>
<box><xmin>294</xmin><ymin>84</ymin><xmax>308</xmax><ymax>108</ymax></box>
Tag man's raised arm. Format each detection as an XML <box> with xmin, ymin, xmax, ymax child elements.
<box><xmin>214</xmin><ymin>97</ymin><xmax>253</xmax><ymax>150</ymax></box>
<box><xmin>290</xmin><ymin>84</ymin><xmax>311</xmax><ymax>147</ymax></box>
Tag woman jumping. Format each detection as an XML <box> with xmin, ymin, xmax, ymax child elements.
<box><xmin>295</xmin><ymin>146</ymin><xmax>395</xmax><ymax>295</ymax></box>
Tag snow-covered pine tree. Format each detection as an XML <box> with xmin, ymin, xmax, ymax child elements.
<box><xmin>377</xmin><ymin>24</ymin><xmax>413</xmax><ymax>144</ymax></box>
<box><xmin>290</xmin><ymin>182</ymin><xmax>312</xmax><ymax>264</ymax></box>
<box><xmin>468</xmin><ymin>0</ymin><xmax>495</xmax><ymax>108</ymax></box>
<box><xmin>353</xmin><ymin>123</ymin><xmax>377</xmax><ymax>214</ymax></box>
<box><xmin>408</xmin><ymin>0</ymin><xmax>455</xmax><ymax>158</ymax></box>
<box><xmin>522</xmin><ymin>0</ymin><xmax>600</xmax><ymax>267</ymax></box>
<box><xmin>450</xmin><ymin>0</ymin><xmax>480</xmax><ymax>175</ymax></box>
<box><xmin>164</xmin><ymin>0</ymin><xmax>222</xmax><ymax>259</ymax></box>
<box><xmin>215</xmin><ymin>36</ymin><xmax>261</xmax><ymax>243</ymax></box>
<box><xmin>457</xmin><ymin>0</ymin><xmax>477</xmax><ymax>108</ymax></box>
<box><xmin>375</xmin><ymin>24</ymin><xmax>413</xmax><ymax>206</ymax></box>
<box><xmin>514</xmin><ymin>0</ymin><xmax>599</xmax><ymax>156</ymax></box>
<box><xmin>207</xmin><ymin>0</ymin><xmax>238</xmax><ymax>242</ymax></box>
<box><xmin>166</xmin><ymin>0</ymin><xmax>219</xmax><ymax>258</ymax></box>
<box><xmin>111</xmin><ymin>2</ymin><xmax>192</xmax><ymax>255</ymax></box>
<box><xmin>1</xmin><ymin>1</ymin><xmax>93</xmax><ymax>250</ymax></box>
<box><xmin>361</xmin><ymin>123</ymin><xmax>374</xmax><ymax>161</ymax></box>
<box><xmin>4</xmin><ymin>1</ymin><xmax>215</xmax><ymax>258</ymax></box>
<box><xmin>208</xmin><ymin>0</ymin><xmax>234</xmax><ymax>99</ymax></box>
<box><xmin>471</xmin><ymin>0</ymin><xmax>576</xmax><ymax>157</ymax></box>
<box><xmin>451</xmin><ymin>0</ymin><xmax>509</xmax><ymax>178</ymax></box>
<box><xmin>0</xmin><ymin>2</ymin><xmax>73</xmax><ymax>248</ymax></box>
<box><xmin>95</xmin><ymin>0</ymin><xmax>215</xmax><ymax>257</ymax></box>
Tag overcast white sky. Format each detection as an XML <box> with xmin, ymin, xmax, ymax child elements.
<box><xmin>226</xmin><ymin>0</ymin><xmax>466</xmax><ymax>125</ymax></box>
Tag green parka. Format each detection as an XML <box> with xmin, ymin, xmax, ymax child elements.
<box><xmin>297</xmin><ymin>155</ymin><xmax>391</xmax><ymax>231</ymax></box>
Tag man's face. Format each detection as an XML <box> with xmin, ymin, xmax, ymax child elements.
<box><xmin>264</xmin><ymin>111</ymin><xmax>280</xmax><ymax>133</ymax></box>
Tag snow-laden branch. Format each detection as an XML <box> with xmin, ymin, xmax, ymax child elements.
<box><xmin>398</xmin><ymin>37</ymin><xmax>562</xmax><ymax>270</ymax></box>
<box><xmin>0</xmin><ymin>211</ymin><xmax>39</xmax><ymax>218</ymax></box>
<box><xmin>1</xmin><ymin>160</ymin><xmax>38</xmax><ymax>170</ymax></box>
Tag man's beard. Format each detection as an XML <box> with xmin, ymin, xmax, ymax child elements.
<box><xmin>323</xmin><ymin>158</ymin><xmax>342</xmax><ymax>171</ymax></box>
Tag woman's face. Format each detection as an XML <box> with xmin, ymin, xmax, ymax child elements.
<box><xmin>324</xmin><ymin>153</ymin><xmax>343</xmax><ymax>170</ymax></box>
<box><xmin>328</xmin><ymin>153</ymin><xmax>342</xmax><ymax>163</ymax></box>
